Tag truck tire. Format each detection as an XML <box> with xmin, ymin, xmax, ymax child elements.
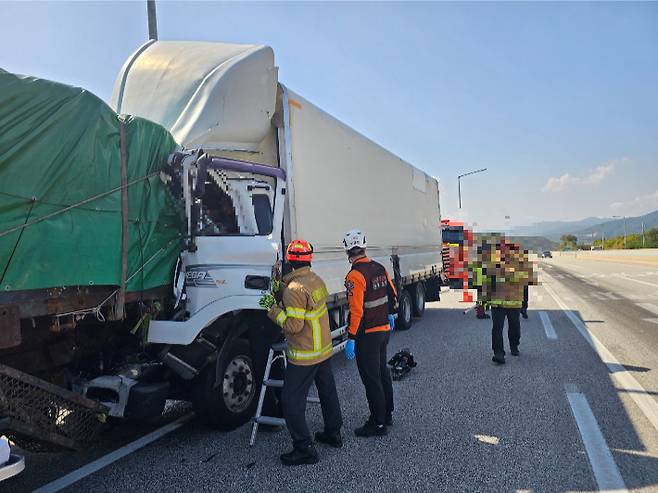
<box><xmin>411</xmin><ymin>282</ymin><xmax>426</xmax><ymax>318</ymax></box>
<box><xmin>191</xmin><ymin>339</ymin><xmax>258</xmax><ymax>431</ymax></box>
<box><xmin>396</xmin><ymin>289</ymin><xmax>414</xmax><ymax>330</ymax></box>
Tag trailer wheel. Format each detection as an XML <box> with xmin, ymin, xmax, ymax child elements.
<box><xmin>192</xmin><ymin>339</ymin><xmax>258</xmax><ymax>431</ymax></box>
<box><xmin>412</xmin><ymin>282</ymin><xmax>426</xmax><ymax>318</ymax></box>
<box><xmin>396</xmin><ymin>289</ymin><xmax>414</xmax><ymax>330</ymax></box>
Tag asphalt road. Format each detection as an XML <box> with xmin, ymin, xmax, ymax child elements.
<box><xmin>5</xmin><ymin>255</ymin><xmax>658</xmax><ymax>492</ymax></box>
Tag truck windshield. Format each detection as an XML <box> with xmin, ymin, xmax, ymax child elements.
<box><xmin>196</xmin><ymin>170</ymin><xmax>275</xmax><ymax>236</ymax></box>
<box><xmin>442</xmin><ymin>228</ymin><xmax>464</xmax><ymax>244</ymax></box>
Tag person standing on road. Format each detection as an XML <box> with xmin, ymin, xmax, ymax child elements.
<box><xmin>521</xmin><ymin>284</ymin><xmax>529</xmax><ymax>319</ymax></box>
<box><xmin>487</xmin><ymin>239</ymin><xmax>535</xmax><ymax>364</ymax></box>
<box><xmin>520</xmin><ymin>247</ymin><xmax>532</xmax><ymax>319</ymax></box>
<box><xmin>261</xmin><ymin>239</ymin><xmax>343</xmax><ymax>466</ymax></box>
<box><xmin>470</xmin><ymin>238</ymin><xmax>492</xmax><ymax>319</ymax></box>
<box><xmin>342</xmin><ymin>229</ymin><xmax>397</xmax><ymax>437</ymax></box>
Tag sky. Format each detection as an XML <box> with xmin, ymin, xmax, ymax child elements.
<box><xmin>2</xmin><ymin>1</ymin><xmax>658</xmax><ymax>231</ymax></box>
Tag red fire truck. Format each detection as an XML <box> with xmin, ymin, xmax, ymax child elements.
<box><xmin>440</xmin><ymin>219</ymin><xmax>474</xmax><ymax>293</ymax></box>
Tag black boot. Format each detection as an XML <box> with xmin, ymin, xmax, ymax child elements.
<box><xmin>280</xmin><ymin>445</ymin><xmax>319</xmax><ymax>466</ymax></box>
<box><xmin>314</xmin><ymin>431</ymin><xmax>343</xmax><ymax>448</ymax></box>
<box><xmin>510</xmin><ymin>346</ymin><xmax>520</xmax><ymax>356</ymax></box>
<box><xmin>355</xmin><ymin>421</ymin><xmax>387</xmax><ymax>437</ymax></box>
<box><xmin>492</xmin><ymin>353</ymin><xmax>506</xmax><ymax>365</ymax></box>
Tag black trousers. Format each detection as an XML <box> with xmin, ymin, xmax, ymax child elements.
<box><xmin>491</xmin><ymin>307</ymin><xmax>521</xmax><ymax>355</ymax></box>
<box><xmin>355</xmin><ymin>331</ymin><xmax>394</xmax><ymax>426</ymax></box>
<box><xmin>282</xmin><ymin>359</ymin><xmax>342</xmax><ymax>450</ymax></box>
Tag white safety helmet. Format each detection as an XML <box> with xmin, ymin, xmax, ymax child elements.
<box><xmin>343</xmin><ymin>229</ymin><xmax>367</xmax><ymax>251</ymax></box>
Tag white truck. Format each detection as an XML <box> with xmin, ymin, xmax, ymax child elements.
<box><xmin>110</xmin><ymin>40</ymin><xmax>443</xmax><ymax>430</ymax></box>
<box><xmin>0</xmin><ymin>40</ymin><xmax>442</xmax><ymax>447</ymax></box>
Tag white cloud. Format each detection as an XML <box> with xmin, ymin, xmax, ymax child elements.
<box><xmin>584</xmin><ymin>162</ymin><xmax>616</xmax><ymax>185</ymax></box>
<box><xmin>543</xmin><ymin>158</ymin><xmax>628</xmax><ymax>192</ymax></box>
<box><xmin>610</xmin><ymin>189</ymin><xmax>658</xmax><ymax>215</ymax></box>
<box><xmin>543</xmin><ymin>173</ymin><xmax>579</xmax><ymax>192</ymax></box>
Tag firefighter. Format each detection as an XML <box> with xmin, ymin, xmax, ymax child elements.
<box><xmin>342</xmin><ymin>229</ymin><xmax>397</xmax><ymax>437</ymax></box>
<box><xmin>488</xmin><ymin>240</ymin><xmax>535</xmax><ymax>364</ymax></box>
<box><xmin>470</xmin><ymin>239</ymin><xmax>492</xmax><ymax>319</ymax></box>
<box><xmin>261</xmin><ymin>239</ymin><xmax>343</xmax><ymax>465</ymax></box>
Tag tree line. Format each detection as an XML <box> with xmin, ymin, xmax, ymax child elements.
<box><xmin>557</xmin><ymin>228</ymin><xmax>658</xmax><ymax>251</ymax></box>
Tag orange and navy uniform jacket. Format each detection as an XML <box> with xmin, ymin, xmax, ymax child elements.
<box><xmin>345</xmin><ymin>257</ymin><xmax>398</xmax><ymax>340</ymax></box>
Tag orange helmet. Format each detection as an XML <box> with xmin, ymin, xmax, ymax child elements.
<box><xmin>286</xmin><ymin>239</ymin><xmax>314</xmax><ymax>262</ymax></box>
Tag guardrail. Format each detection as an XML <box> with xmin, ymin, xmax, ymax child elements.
<box><xmin>552</xmin><ymin>248</ymin><xmax>658</xmax><ymax>266</ymax></box>
<box><xmin>556</xmin><ymin>248</ymin><xmax>658</xmax><ymax>257</ymax></box>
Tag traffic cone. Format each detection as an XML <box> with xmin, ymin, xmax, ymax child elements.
<box><xmin>461</xmin><ymin>274</ymin><xmax>473</xmax><ymax>303</ymax></box>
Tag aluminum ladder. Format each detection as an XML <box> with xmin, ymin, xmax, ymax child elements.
<box><xmin>249</xmin><ymin>325</ymin><xmax>348</xmax><ymax>447</ymax></box>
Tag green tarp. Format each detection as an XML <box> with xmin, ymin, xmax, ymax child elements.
<box><xmin>0</xmin><ymin>72</ymin><xmax>183</xmax><ymax>293</ymax></box>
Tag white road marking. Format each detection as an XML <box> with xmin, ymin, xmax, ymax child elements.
<box><xmin>615</xmin><ymin>274</ymin><xmax>658</xmax><ymax>289</ymax></box>
<box><xmin>539</xmin><ymin>311</ymin><xmax>558</xmax><ymax>340</ymax></box>
<box><xmin>543</xmin><ymin>279</ymin><xmax>658</xmax><ymax>434</ymax></box>
<box><xmin>636</xmin><ymin>303</ymin><xmax>658</xmax><ymax>316</ymax></box>
<box><xmin>590</xmin><ymin>292</ymin><xmax>608</xmax><ymax>300</ymax></box>
<box><xmin>33</xmin><ymin>413</ymin><xmax>194</xmax><ymax>493</ymax></box>
<box><xmin>603</xmin><ymin>292</ymin><xmax>620</xmax><ymax>300</ymax></box>
<box><xmin>643</xmin><ymin>318</ymin><xmax>658</xmax><ymax>325</ymax></box>
<box><xmin>565</xmin><ymin>386</ymin><xmax>628</xmax><ymax>492</ymax></box>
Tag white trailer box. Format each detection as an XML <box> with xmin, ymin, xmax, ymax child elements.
<box><xmin>284</xmin><ymin>90</ymin><xmax>441</xmax><ymax>294</ymax></box>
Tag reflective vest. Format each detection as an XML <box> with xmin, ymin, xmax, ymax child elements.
<box><xmin>267</xmin><ymin>267</ymin><xmax>332</xmax><ymax>365</ymax></box>
<box><xmin>345</xmin><ymin>257</ymin><xmax>397</xmax><ymax>339</ymax></box>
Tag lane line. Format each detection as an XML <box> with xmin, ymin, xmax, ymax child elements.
<box><xmin>636</xmin><ymin>302</ymin><xmax>658</xmax><ymax>317</ymax></box>
<box><xmin>603</xmin><ymin>292</ymin><xmax>620</xmax><ymax>301</ymax></box>
<box><xmin>543</xmin><ymin>278</ymin><xmax>658</xmax><ymax>434</ymax></box>
<box><xmin>642</xmin><ymin>318</ymin><xmax>658</xmax><ymax>325</ymax></box>
<box><xmin>33</xmin><ymin>413</ymin><xmax>194</xmax><ymax>493</ymax></box>
<box><xmin>615</xmin><ymin>274</ymin><xmax>658</xmax><ymax>289</ymax></box>
<box><xmin>539</xmin><ymin>311</ymin><xmax>558</xmax><ymax>340</ymax></box>
<box><xmin>565</xmin><ymin>386</ymin><xmax>628</xmax><ymax>492</ymax></box>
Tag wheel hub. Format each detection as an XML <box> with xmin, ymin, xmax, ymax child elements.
<box><xmin>222</xmin><ymin>356</ymin><xmax>254</xmax><ymax>413</ymax></box>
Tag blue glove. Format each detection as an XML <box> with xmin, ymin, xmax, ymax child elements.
<box><xmin>388</xmin><ymin>314</ymin><xmax>395</xmax><ymax>331</ymax></box>
<box><xmin>344</xmin><ymin>340</ymin><xmax>355</xmax><ymax>360</ymax></box>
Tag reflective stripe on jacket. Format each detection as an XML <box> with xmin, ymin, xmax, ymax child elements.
<box><xmin>267</xmin><ymin>267</ymin><xmax>332</xmax><ymax>365</ymax></box>
<box><xmin>345</xmin><ymin>257</ymin><xmax>397</xmax><ymax>340</ymax></box>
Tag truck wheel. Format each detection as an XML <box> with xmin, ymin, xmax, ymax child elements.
<box><xmin>396</xmin><ymin>289</ymin><xmax>414</xmax><ymax>330</ymax></box>
<box><xmin>192</xmin><ymin>339</ymin><xmax>258</xmax><ymax>431</ymax></box>
<box><xmin>412</xmin><ymin>282</ymin><xmax>426</xmax><ymax>318</ymax></box>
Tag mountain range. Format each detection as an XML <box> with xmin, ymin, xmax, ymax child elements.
<box><xmin>510</xmin><ymin>209</ymin><xmax>658</xmax><ymax>242</ymax></box>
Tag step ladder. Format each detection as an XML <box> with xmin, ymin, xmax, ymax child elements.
<box><xmin>249</xmin><ymin>326</ymin><xmax>349</xmax><ymax>446</ymax></box>
<box><xmin>249</xmin><ymin>341</ymin><xmax>321</xmax><ymax>446</ymax></box>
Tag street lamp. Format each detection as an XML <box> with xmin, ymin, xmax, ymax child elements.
<box><xmin>147</xmin><ymin>0</ymin><xmax>158</xmax><ymax>40</ymax></box>
<box><xmin>612</xmin><ymin>215</ymin><xmax>627</xmax><ymax>249</ymax></box>
<box><xmin>458</xmin><ymin>168</ymin><xmax>487</xmax><ymax>209</ymax></box>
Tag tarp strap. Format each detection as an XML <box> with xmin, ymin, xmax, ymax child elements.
<box><xmin>0</xmin><ymin>199</ymin><xmax>35</xmax><ymax>285</ymax></box>
<box><xmin>0</xmin><ymin>172</ymin><xmax>160</xmax><ymax>239</ymax></box>
<box><xmin>116</xmin><ymin>119</ymin><xmax>129</xmax><ymax>320</ymax></box>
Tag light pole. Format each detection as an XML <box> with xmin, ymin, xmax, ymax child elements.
<box><xmin>147</xmin><ymin>0</ymin><xmax>158</xmax><ymax>40</ymax></box>
<box><xmin>612</xmin><ymin>215</ymin><xmax>627</xmax><ymax>248</ymax></box>
<box><xmin>458</xmin><ymin>168</ymin><xmax>487</xmax><ymax>209</ymax></box>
